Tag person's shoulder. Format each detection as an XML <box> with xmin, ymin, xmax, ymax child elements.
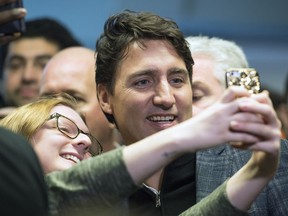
<box><xmin>0</xmin><ymin>127</ymin><xmax>48</xmax><ymax>215</ymax></box>
<box><xmin>0</xmin><ymin>127</ymin><xmax>20</xmax><ymax>139</ymax></box>
<box><xmin>0</xmin><ymin>127</ymin><xmax>44</xmax><ymax>164</ymax></box>
<box><xmin>0</xmin><ymin>127</ymin><xmax>28</xmax><ymax>144</ymax></box>
<box><xmin>0</xmin><ymin>127</ymin><xmax>37</xmax><ymax>163</ymax></box>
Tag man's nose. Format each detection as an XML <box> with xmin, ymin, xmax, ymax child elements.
<box><xmin>152</xmin><ymin>81</ymin><xmax>175</xmax><ymax>109</ymax></box>
<box><xmin>22</xmin><ymin>63</ymin><xmax>39</xmax><ymax>81</ymax></box>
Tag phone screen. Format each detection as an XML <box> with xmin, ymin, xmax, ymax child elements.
<box><xmin>225</xmin><ymin>68</ymin><xmax>261</xmax><ymax>94</ymax></box>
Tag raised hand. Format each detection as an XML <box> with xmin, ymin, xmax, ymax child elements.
<box><xmin>0</xmin><ymin>0</ymin><xmax>26</xmax><ymax>45</ymax></box>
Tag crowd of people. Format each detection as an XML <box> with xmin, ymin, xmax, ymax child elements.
<box><xmin>0</xmin><ymin>1</ymin><xmax>287</xmax><ymax>216</ymax></box>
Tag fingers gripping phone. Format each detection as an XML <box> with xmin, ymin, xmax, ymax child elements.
<box><xmin>225</xmin><ymin>68</ymin><xmax>261</xmax><ymax>94</ymax></box>
<box><xmin>0</xmin><ymin>0</ymin><xmax>25</xmax><ymax>36</ymax></box>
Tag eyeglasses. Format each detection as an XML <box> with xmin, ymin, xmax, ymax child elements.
<box><xmin>47</xmin><ymin>113</ymin><xmax>103</xmax><ymax>156</ymax></box>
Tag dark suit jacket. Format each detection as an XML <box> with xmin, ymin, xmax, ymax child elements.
<box><xmin>196</xmin><ymin>139</ymin><xmax>288</xmax><ymax>216</ymax></box>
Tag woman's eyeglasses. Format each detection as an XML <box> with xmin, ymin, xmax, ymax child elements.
<box><xmin>48</xmin><ymin>113</ymin><xmax>103</xmax><ymax>156</ymax></box>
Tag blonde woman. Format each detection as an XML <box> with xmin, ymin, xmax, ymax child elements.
<box><xmin>0</xmin><ymin>93</ymin><xmax>102</xmax><ymax>174</ymax></box>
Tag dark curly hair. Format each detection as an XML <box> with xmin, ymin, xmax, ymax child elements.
<box><xmin>95</xmin><ymin>10</ymin><xmax>194</xmax><ymax>123</ymax></box>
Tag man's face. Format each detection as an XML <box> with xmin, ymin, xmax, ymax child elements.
<box><xmin>3</xmin><ymin>38</ymin><xmax>59</xmax><ymax>106</ymax></box>
<box><xmin>101</xmin><ymin>40</ymin><xmax>192</xmax><ymax>144</ymax></box>
<box><xmin>40</xmin><ymin>49</ymin><xmax>114</xmax><ymax>150</ymax></box>
<box><xmin>192</xmin><ymin>54</ymin><xmax>225</xmax><ymax>116</ymax></box>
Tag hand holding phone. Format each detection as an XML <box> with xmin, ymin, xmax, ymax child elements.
<box><xmin>225</xmin><ymin>68</ymin><xmax>261</xmax><ymax>94</ymax></box>
<box><xmin>0</xmin><ymin>0</ymin><xmax>26</xmax><ymax>44</ymax></box>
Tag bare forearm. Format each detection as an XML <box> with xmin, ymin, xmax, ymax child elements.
<box><xmin>123</xmin><ymin>131</ymin><xmax>181</xmax><ymax>184</ymax></box>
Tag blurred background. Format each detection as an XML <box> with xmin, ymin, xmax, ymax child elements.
<box><xmin>24</xmin><ymin>0</ymin><xmax>288</xmax><ymax>95</ymax></box>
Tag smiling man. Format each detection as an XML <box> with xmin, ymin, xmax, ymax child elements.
<box><xmin>102</xmin><ymin>39</ymin><xmax>192</xmax><ymax>145</ymax></box>
<box><xmin>0</xmin><ymin>17</ymin><xmax>81</xmax><ymax>117</ymax></box>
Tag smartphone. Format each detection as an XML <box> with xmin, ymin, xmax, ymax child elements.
<box><xmin>0</xmin><ymin>0</ymin><xmax>25</xmax><ymax>36</ymax></box>
<box><xmin>225</xmin><ymin>68</ymin><xmax>261</xmax><ymax>94</ymax></box>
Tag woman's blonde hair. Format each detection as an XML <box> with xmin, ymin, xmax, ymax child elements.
<box><xmin>0</xmin><ymin>93</ymin><xmax>78</xmax><ymax>141</ymax></box>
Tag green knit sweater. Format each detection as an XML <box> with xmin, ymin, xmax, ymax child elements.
<box><xmin>46</xmin><ymin>147</ymin><xmax>247</xmax><ymax>216</ymax></box>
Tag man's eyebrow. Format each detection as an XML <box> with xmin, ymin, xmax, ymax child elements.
<box><xmin>168</xmin><ymin>67</ymin><xmax>189</xmax><ymax>76</ymax></box>
<box><xmin>127</xmin><ymin>69</ymin><xmax>156</xmax><ymax>80</ymax></box>
<box><xmin>192</xmin><ymin>80</ymin><xmax>202</xmax><ymax>85</ymax></box>
<box><xmin>5</xmin><ymin>54</ymin><xmax>53</xmax><ymax>63</ymax></box>
<box><xmin>192</xmin><ymin>81</ymin><xmax>210</xmax><ymax>91</ymax></box>
<box><xmin>5</xmin><ymin>55</ymin><xmax>25</xmax><ymax>62</ymax></box>
<box><xmin>35</xmin><ymin>55</ymin><xmax>54</xmax><ymax>61</ymax></box>
<box><xmin>130</xmin><ymin>67</ymin><xmax>188</xmax><ymax>77</ymax></box>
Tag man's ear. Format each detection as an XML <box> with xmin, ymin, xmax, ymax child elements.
<box><xmin>97</xmin><ymin>84</ymin><xmax>112</xmax><ymax>115</ymax></box>
<box><xmin>97</xmin><ymin>84</ymin><xmax>115</xmax><ymax>124</ymax></box>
